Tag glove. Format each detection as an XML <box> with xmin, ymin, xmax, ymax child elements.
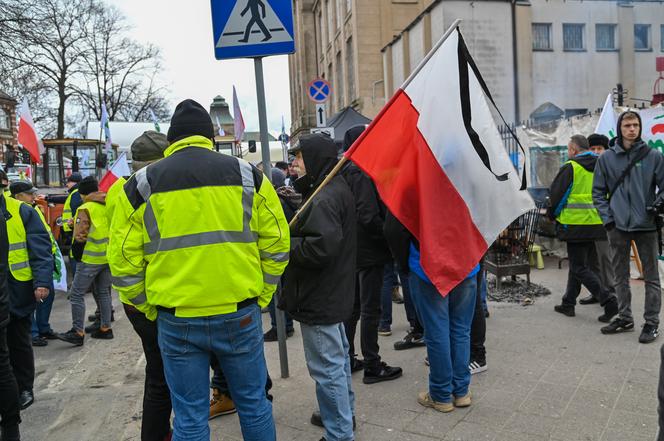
<box><xmin>605</xmin><ymin>222</ymin><xmax>615</xmax><ymax>232</ymax></box>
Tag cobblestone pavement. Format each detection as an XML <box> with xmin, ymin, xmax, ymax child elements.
<box><xmin>21</xmin><ymin>256</ymin><xmax>660</xmax><ymax>440</ymax></box>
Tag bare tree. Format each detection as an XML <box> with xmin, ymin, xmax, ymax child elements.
<box><xmin>0</xmin><ymin>0</ymin><xmax>92</xmax><ymax>138</ymax></box>
<box><xmin>73</xmin><ymin>3</ymin><xmax>170</xmax><ymax>124</ymax></box>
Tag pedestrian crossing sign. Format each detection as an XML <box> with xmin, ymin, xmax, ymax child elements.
<box><xmin>210</xmin><ymin>0</ymin><xmax>295</xmax><ymax>60</ymax></box>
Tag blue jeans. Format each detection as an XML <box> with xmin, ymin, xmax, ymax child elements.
<box><xmin>410</xmin><ymin>274</ymin><xmax>476</xmax><ymax>403</ymax></box>
<box><xmin>157</xmin><ymin>303</ymin><xmax>275</xmax><ymax>441</ymax></box>
<box><xmin>31</xmin><ymin>284</ymin><xmax>55</xmax><ymax>337</ymax></box>
<box><xmin>300</xmin><ymin>322</ymin><xmax>355</xmax><ymax>441</ymax></box>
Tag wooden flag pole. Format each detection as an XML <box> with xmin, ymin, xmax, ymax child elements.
<box><xmin>288</xmin><ymin>19</ymin><xmax>462</xmax><ymax>228</ymax></box>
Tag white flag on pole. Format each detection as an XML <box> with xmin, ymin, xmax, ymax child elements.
<box><xmin>595</xmin><ymin>94</ymin><xmax>616</xmax><ymax>139</ymax></box>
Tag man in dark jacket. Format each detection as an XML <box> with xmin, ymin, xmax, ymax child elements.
<box><xmin>593</xmin><ymin>110</ymin><xmax>664</xmax><ymax>343</ymax></box>
<box><xmin>549</xmin><ymin>135</ymin><xmax>618</xmax><ymax>321</ymax></box>
<box><xmin>340</xmin><ymin>125</ymin><xmax>402</xmax><ymax>384</ymax></box>
<box><xmin>281</xmin><ymin>133</ymin><xmax>356</xmax><ymax>441</ymax></box>
<box><xmin>0</xmin><ymin>210</ymin><xmax>21</xmax><ymax>441</ymax></box>
<box><xmin>1</xmin><ymin>192</ymin><xmax>52</xmax><ymax>411</ymax></box>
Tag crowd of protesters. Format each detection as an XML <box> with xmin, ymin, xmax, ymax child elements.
<box><xmin>1</xmin><ymin>103</ymin><xmax>662</xmax><ymax>441</ymax></box>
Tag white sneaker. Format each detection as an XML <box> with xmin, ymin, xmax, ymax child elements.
<box><xmin>469</xmin><ymin>359</ymin><xmax>487</xmax><ymax>375</ymax></box>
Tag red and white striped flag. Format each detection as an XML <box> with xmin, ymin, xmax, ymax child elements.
<box><xmin>345</xmin><ymin>26</ymin><xmax>534</xmax><ymax>297</ymax></box>
<box><xmin>17</xmin><ymin>98</ymin><xmax>44</xmax><ymax>164</ymax></box>
<box><xmin>99</xmin><ymin>153</ymin><xmax>130</xmax><ymax>192</ymax></box>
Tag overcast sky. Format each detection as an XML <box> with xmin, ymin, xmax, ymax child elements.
<box><xmin>113</xmin><ymin>0</ymin><xmax>291</xmax><ymax>135</ymax></box>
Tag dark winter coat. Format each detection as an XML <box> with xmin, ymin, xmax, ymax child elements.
<box><xmin>547</xmin><ymin>152</ymin><xmax>607</xmax><ymax>242</ymax></box>
<box><xmin>1</xmin><ymin>195</ymin><xmax>53</xmax><ymax>318</ymax></box>
<box><xmin>280</xmin><ymin>134</ymin><xmax>357</xmax><ymax>325</ymax></box>
<box><xmin>593</xmin><ymin>111</ymin><xmax>664</xmax><ymax>232</ymax></box>
<box><xmin>383</xmin><ymin>211</ymin><xmax>412</xmax><ymax>274</ymax></box>
<box><xmin>0</xmin><ymin>209</ymin><xmax>8</xmax><ymax>329</ymax></box>
<box><xmin>341</xmin><ymin>125</ymin><xmax>391</xmax><ymax>268</ymax></box>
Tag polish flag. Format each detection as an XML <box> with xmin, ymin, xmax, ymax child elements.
<box><xmin>345</xmin><ymin>26</ymin><xmax>534</xmax><ymax>297</ymax></box>
<box><xmin>233</xmin><ymin>86</ymin><xmax>245</xmax><ymax>143</ymax></box>
<box><xmin>99</xmin><ymin>153</ymin><xmax>130</xmax><ymax>192</ymax></box>
<box><xmin>17</xmin><ymin>98</ymin><xmax>44</xmax><ymax>164</ymax></box>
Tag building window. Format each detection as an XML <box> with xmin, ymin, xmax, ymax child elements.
<box><xmin>336</xmin><ymin>0</ymin><xmax>343</xmax><ymax>28</ymax></box>
<box><xmin>0</xmin><ymin>108</ymin><xmax>8</xmax><ymax>131</ymax></box>
<box><xmin>346</xmin><ymin>0</ymin><xmax>351</xmax><ymax>15</ymax></box>
<box><xmin>660</xmin><ymin>25</ymin><xmax>664</xmax><ymax>52</ymax></box>
<box><xmin>634</xmin><ymin>24</ymin><xmax>651</xmax><ymax>51</ymax></box>
<box><xmin>336</xmin><ymin>52</ymin><xmax>344</xmax><ymax>109</ymax></box>
<box><xmin>317</xmin><ymin>11</ymin><xmax>325</xmax><ymax>56</ymax></box>
<box><xmin>532</xmin><ymin>23</ymin><xmax>552</xmax><ymax>51</ymax></box>
<box><xmin>346</xmin><ymin>38</ymin><xmax>355</xmax><ymax>101</ymax></box>
<box><xmin>563</xmin><ymin>24</ymin><xmax>585</xmax><ymax>51</ymax></box>
<box><xmin>596</xmin><ymin>24</ymin><xmax>617</xmax><ymax>50</ymax></box>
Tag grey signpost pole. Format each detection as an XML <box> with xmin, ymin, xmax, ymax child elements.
<box><xmin>254</xmin><ymin>56</ymin><xmax>289</xmax><ymax>379</ymax></box>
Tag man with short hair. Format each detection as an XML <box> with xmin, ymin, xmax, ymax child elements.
<box><xmin>593</xmin><ymin>111</ymin><xmax>664</xmax><ymax>343</ymax></box>
<box><xmin>549</xmin><ymin>134</ymin><xmax>618</xmax><ymax>322</ymax></box>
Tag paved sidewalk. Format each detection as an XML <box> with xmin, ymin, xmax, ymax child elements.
<box><xmin>21</xmin><ymin>256</ymin><xmax>661</xmax><ymax>440</ymax></box>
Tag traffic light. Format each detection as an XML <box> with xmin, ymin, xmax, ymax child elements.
<box><xmin>248</xmin><ymin>140</ymin><xmax>257</xmax><ymax>153</ymax></box>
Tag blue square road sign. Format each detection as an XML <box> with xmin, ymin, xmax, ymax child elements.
<box><xmin>210</xmin><ymin>0</ymin><xmax>295</xmax><ymax>60</ymax></box>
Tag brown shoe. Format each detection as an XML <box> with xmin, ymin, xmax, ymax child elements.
<box><xmin>417</xmin><ymin>391</ymin><xmax>454</xmax><ymax>413</ymax></box>
<box><xmin>209</xmin><ymin>388</ymin><xmax>237</xmax><ymax>419</ymax></box>
<box><xmin>454</xmin><ymin>393</ymin><xmax>472</xmax><ymax>408</ymax></box>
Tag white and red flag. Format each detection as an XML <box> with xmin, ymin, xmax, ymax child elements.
<box><xmin>232</xmin><ymin>86</ymin><xmax>245</xmax><ymax>143</ymax></box>
<box><xmin>17</xmin><ymin>98</ymin><xmax>44</xmax><ymax>164</ymax></box>
<box><xmin>345</xmin><ymin>26</ymin><xmax>534</xmax><ymax>297</ymax></box>
<box><xmin>99</xmin><ymin>152</ymin><xmax>130</xmax><ymax>192</ymax></box>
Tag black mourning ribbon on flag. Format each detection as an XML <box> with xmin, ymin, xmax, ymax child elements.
<box><xmin>456</xmin><ymin>30</ymin><xmax>528</xmax><ymax>191</ymax></box>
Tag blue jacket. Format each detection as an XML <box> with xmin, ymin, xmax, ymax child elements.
<box><xmin>1</xmin><ymin>196</ymin><xmax>53</xmax><ymax>318</ymax></box>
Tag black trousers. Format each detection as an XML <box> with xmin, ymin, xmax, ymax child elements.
<box><xmin>470</xmin><ymin>267</ymin><xmax>486</xmax><ymax>363</ymax></box>
<box><xmin>344</xmin><ymin>265</ymin><xmax>384</xmax><ymax>369</ymax></box>
<box><xmin>124</xmin><ymin>305</ymin><xmax>172</xmax><ymax>441</ymax></box>
<box><xmin>6</xmin><ymin>315</ymin><xmax>33</xmax><ymax>393</ymax></box>
<box><xmin>562</xmin><ymin>241</ymin><xmax>609</xmax><ymax>306</ymax></box>
<box><xmin>0</xmin><ymin>326</ymin><xmax>20</xmax><ymax>431</ymax></box>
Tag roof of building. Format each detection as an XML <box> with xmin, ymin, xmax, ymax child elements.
<box><xmin>0</xmin><ymin>90</ymin><xmax>16</xmax><ymax>102</ymax></box>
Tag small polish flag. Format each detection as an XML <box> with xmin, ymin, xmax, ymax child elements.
<box><xmin>17</xmin><ymin>98</ymin><xmax>44</xmax><ymax>164</ymax></box>
<box><xmin>99</xmin><ymin>153</ymin><xmax>130</xmax><ymax>192</ymax></box>
<box><xmin>345</xmin><ymin>26</ymin><xmax>534</xmax><ymax>297</ymax></box>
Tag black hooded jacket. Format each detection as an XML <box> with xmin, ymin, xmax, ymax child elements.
<box><xmin>280</xmin><ymin>134</ymin><xmax>357</xmax><ymax>325</ymax></box>
<box><xmin>340</xmin><ymin>125</ymin><xmax>392</xmax><ymax>268</ymax></box>
<box><xmin>547</xmin><ymin>152</ymin><xmax>607</xmax><ymax>241</ymax></box>
<box><xmin>0</xmin><ymin>209</ymin><xmax>8</xmax><ymax>329</ymax></box>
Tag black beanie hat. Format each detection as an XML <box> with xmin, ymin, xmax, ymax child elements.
<box><xmin>78</xmin><ymin>176</ymin><xmax>99</xmax><ymax>195</ymax></box>
<box><xmin>167</xmin><ymin>99</ymin><xmax>215</xmax><ymax>143</ymax></box>
<box><xmin>587</xmin><ymin>133</ymin><xmax>609</xmax><ymax>149</ymax></box>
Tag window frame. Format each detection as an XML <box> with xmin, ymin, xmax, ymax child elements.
<box><xmin>595</xmin><ymin>23</ymin><xmax>618</xmax><ymax>52</ymax></box>
<box><xmin>532</xmin><ymin>23</ymin><xmax>553</xmax><ymax>51</ymax></box>
<box><xmin>562</xmin><ymin>23</ymin><xmax>586</xmax><ymax>52</ymax></box>
<box><xmin>634</xmin><ymin>24</ymin><xmax>652</xmax><ymax>52</ymax></box>
<box><xmin>0</xmin><ymin>108</ymin><xmax>9</xmax><ymax>131</ymax></box>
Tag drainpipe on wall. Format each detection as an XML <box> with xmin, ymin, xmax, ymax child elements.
<box><xmin>511</xmin><ymin>0</ymin><xmax>520</xmax><ymax>123</ymax></box>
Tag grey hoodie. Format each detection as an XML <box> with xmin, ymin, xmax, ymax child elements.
<box><xmin>593</xmin><ymin>112</ymin><xmax>664</xmax><ymax>232</ymax></box>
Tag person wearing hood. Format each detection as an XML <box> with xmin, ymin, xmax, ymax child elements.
<box><xmin>0</xmin><ymin>210</ymin><xmax>22</xmax><ymax>441</ymax></box>
<box><xmin>111</xmin><ymin>99</ymin><xmax>289</xmax><ymax>441</ymax></box>
<box><xmin>1</xmin><ymin>186</ymin><xmax>52</xmax><ymax>411</ymax></box>
<box><xmin>338</xmin><ymin>125</ymin><xmax>402</xmax><ymax>385</ymax></box>
<box><xmin>593</xmin><ymin>110</ymin><xmax>664</xmax><ymax>343</ymax></box>
<box><xmin>549</xmin><ymin>135</ymin><xmax>619</xmax><ymax>322</ymax></box>
<box><xmin>280</xmin><ymin>133</ymin><xmax>356</xmax><ymax>441</ymax></box>
<box><xmin>57</xmin><ymin>176</ymin><xmax>114</xmax><ymax>345</ymax></box>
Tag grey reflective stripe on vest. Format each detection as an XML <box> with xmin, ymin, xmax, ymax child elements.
<box><xmin>135</xmin><ymin>167</ymin><xmax>152</xmax><ymax>201</ymax></box>
<box><xmin>10</xmin><ymin>261</ymin><xmax>30</xmax><ymax>271</ymax></box>
<box><xmin>263</xmin><ymin>272</ymin><xmax>281</xmax><ymax>285</ymax></box>
<box><xmin>83</xmin><ymin>250</ymin><xmax>107</xmax><ymax>257</ymax></box>
<box><xmin>239</xmin><ymin>159</ymin><xmax>255</xmax><ymax>226</ymax></box>
<box><xmin>86</xmin><ymin>237</ymin><xmax>109</xmax><ymax>245</ymax></box>
<box><xmin>144</xmin><ymin>230</ymin><xmax>258</xmax><ymax>255</ymax></box>
<box><xmin>63</xmin><ymin>209</ymin><xmax>72</xmax><ymax>214</ymax></box>
<box><xmin>565</xmin><ymin>203</ymin><xmax>596</xmax><ymax>209</ymax></box>
<box><xmin>129</xmin><ymin>292</ymin><xmax>147</xmax><ymax>306</ymax></box>
<box><xmin>8</xmin><ymin>242</ymin><xmax>26</xmax><ymax>251</ymax></box>
<box><xmin>142</xmin><ymin>157</ymin><xmax>258</xmax><ymax>255</ymax></box>
<box><xmin>259</xmin><ymin>250</ymin><xmax>289</xmax><ymax>263</ymax></box>
<box><xmin>112</xmin><ymin>272</ymin><xmax>145</xmax><ymax>287</ymax></box>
